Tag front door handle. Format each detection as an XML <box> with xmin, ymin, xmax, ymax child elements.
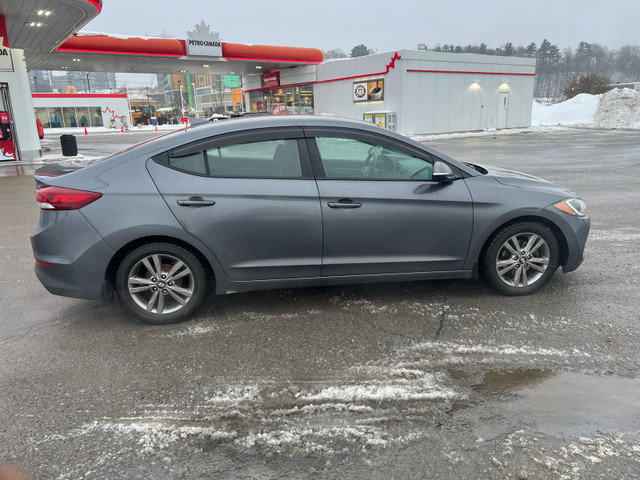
<box><xmin>327</xmin><ymin>199</ymin><xmax>362</xmax><ymax>209</ymax></box>
<box><xmin>177</xmin><ymin>196</ymin><xmax>216</xmax><ymax>207</ymax></box>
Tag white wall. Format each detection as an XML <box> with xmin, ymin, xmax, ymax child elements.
<box><xmin>314</xmin><ymin>54</ymin><xmax>404</xmax><ymax>122</ymax></box>
<box><xmin>400</xmin><ymin>51</ymin><xmax>535</xmax><ymax>135</ymax></box>
<box><xmin>313</xmin><ymin>50</ymin><xmax>535</xmax><ymax>136</ymax></box>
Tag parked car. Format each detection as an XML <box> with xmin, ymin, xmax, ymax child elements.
<box><xmin>31</xmin><ymin>116</ymin><xmax>590</xmax><ymax>324</ymax></box>
<box><xmin>208</xmin><ymin>113</ymin><xmax>230</xmax><ymax>122</ymax></box>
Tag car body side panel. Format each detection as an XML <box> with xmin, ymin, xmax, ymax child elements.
<box><xmin>462</xmin><ymin>176</ymin><xmax>590</xmax><ymax>271</ymax></box>
<box><xmin>36</xmin><ymin>153</ymin><xmax>232</xmax><ymax>294</ymax></box>
<box><xmin>146</xmin><ymin>160</ymin><xmax>323</xmax><ymax>281</ymax></box>
<box><xmin>316</xmin><ymin>179</ymin><xmax>474</xmax><ymax>275</ymax></box>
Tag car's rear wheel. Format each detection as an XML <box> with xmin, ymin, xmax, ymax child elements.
<box><xmin>116</xmin><ymin>243</ymin><xmax>207</xmax><ymax>324</ymax></box>
<box><xmin>481</xmin><ymin>222</ymin><xmax>559</xmax><ymax>296</ymax></box>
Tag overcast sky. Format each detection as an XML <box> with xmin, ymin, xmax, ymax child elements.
<box><xmin>86</xmin><ymin>0</ymin><xmax>639</xmax><ymax>52</ymax></box>
<box><xmin>84</xmin><ymin>0</ymin><xmax>640</xmax><ymax>87</ymax></box>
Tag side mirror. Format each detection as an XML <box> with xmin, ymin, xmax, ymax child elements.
<box><xmin>432</xmin><ymin>161</ymin><xmax>457</xmax><ymax>182</ymax></box>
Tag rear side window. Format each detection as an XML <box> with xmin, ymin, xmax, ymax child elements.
<box><xmin>168</xmin><ymin>151</ymin><xmax>207</xmax><ymax>175</ymax></box>
<box><xmin>166</xmin><ymin>138</ymin><xmax>303</xmax><ymax>178</ymax></box>
<box><xmin>206</xmin><ymin>139</ymin><xmax>302</xmax><ymax>178</ymax></box>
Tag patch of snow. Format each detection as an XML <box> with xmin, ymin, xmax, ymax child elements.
<box><xmin>302</xmin><ymin>377</ymin><xmax>459</xmax><ymax>402</ymax></box>
<box><xmin>407</xmin><ymin>340</ymin><xmax>587</xmax><ymax>358</ymax></box>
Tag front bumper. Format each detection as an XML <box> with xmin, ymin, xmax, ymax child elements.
<box><xmin>548</xmin><ymin>208</ymin><xmax>590</xmax><ymax>273</ymax></box>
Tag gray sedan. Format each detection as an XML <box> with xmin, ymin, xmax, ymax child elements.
<box><xmin>31</xmin><ymin>116</ymin><xmax>590</xmax><ymax>324</ymax></box>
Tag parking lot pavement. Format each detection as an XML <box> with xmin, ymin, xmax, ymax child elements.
<box><xmin>1</xmin><ymin>128</ymin><xmax>640</xmax><ymax>479</ymax></box>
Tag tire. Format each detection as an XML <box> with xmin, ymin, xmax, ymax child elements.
<box><xmin>116</xmin><ymin>243</ymin><xmax>207</xmax><ymax>324</ymax></box>
<box><xmin>481</xmin><ymin>222</ymin><xmax>560</xmax><ymax>296</ymax></box>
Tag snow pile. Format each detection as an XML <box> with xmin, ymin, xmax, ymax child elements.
<box><xmin>531</xmin><ymin>94</ymin><xmax>601</xmax><ymax>126</ymax></box>
<box><xmin>594</xmin><ymin>87</ymin><xmax>640</xmax><ymax>128</ymax></box>
<box><xmin>532</xmin><ymin>88</ymin><xmax>640</xmax><ymax>129</ymax></box>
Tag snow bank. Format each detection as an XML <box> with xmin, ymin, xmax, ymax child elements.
<box><xmin>532</xmin><ymin>94</ymin><xmax>601</xmax><ymax>126</ymax></box>
<box><xmin>594</xmin><ymin>87</ymin><xmax>640</xmax><ymax>128</ymax></box>
<box><xmin>532</xmin><ymin>88</ymin><xmax>640</xmax><ymax>129</ymax></box>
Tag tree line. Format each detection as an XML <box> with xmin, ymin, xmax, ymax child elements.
<box><xmin>324</xmin><ymin>41</ymin><xmax>640</xmax><ymax>99</ymax></box>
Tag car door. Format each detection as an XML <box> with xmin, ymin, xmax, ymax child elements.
<box><xmin>304</xmin><ymin>128</ymin><xmax>474</xmax><ymax>276</ymax></box>
<box><xmin>146</xmin><ymin>128</ymin><xmax>322</xmax><ymax>281</ymax></box>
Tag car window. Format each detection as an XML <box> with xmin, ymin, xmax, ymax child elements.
<box><xmin>205</xmin><ymin>139</ymin><xmax>302</xmax><ymax>178</ymax></box>
<box><xmin>315</xmin><ymin>137</ymin><xmax>433</xmax><ymax>180</ymax></box>
<box><xmin>168</xmin><ymin>151</ymin><xmax>207</xmax><ymax>175</ymax></box>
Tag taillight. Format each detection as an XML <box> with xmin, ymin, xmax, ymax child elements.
<box><xmin>36</xmin><ymin>186</ymin><xmax>102</xmax><ymax>210</ymax></box>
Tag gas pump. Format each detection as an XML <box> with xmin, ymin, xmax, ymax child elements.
<box><xmin>0</xmin><ymin>110</ymin><xmax>15</xmax><ymax>159</ymax></box>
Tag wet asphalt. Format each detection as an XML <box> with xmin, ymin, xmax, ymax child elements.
<box><xmin>0</xmin><ymin>128</ymin><xmax>639</xmax><ymax>479</ymax></box>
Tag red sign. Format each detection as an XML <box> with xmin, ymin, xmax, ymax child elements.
<box><xmin>263</xmin><ymin>71</ymin><xmax>280</xmax><ymax>88</ymax></box>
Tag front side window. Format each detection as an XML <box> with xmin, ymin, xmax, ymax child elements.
<box><xmin>315</xmin><ymin>137</ymin><xmax>433</xmax><ymax>180</ymax></box>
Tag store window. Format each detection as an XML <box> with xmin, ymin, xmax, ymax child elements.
<box><xmin>248</xmin><ymin>85</ymin><xmax>314</xmax><ymax>115</ymax></box>
<box><xmin>62</xmin><ymin>107</ymin><xmax>78</xmax><ymax>127</ymax></box>
<box><xmin>92</xmin><ymin>107</ymin><xmax>104</xmax><ymax>127</ymax></box>
<box><xmin>48</xmin><ymin>107</ymin><xmax>63</xmax><ymax>128</ymax></box>
<box><xmin>248</xmin><ymin>91</ymin><xmax>267</xmax><ymax>113</ymax></box>
<box><xmin>34</xmin><ymin>109</ymin><xmax>50</xmax><ymax>128</ymax></box>
<box><xmin>285</xmin><ymin>85</ymin><xmax>314</xmax><ymax>114</ymax></box>
<box><xmin>75</xmin><ymin>107</ymin><xmax>91</xmax><ymax>127</ymax></box>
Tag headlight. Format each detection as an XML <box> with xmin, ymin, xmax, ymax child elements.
<box><xmin>553</xmin><ymin>198</ymin><xmax>587</xmax><ymax>216</ymax></box>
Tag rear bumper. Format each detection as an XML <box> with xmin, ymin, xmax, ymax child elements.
<box><xmin>31</xmin><ymin>210</ymin><xmax>115</xmax><ymax>302</ymax></box>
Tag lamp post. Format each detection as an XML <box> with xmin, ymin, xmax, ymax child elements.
<box><xmin>179</xmin><ymin>85</ymin><xmax>185</xmax><ymax>115</ymax></box>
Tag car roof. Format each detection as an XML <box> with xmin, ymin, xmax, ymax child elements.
<box><xmin>69</xmin><ymin>115</ymin><xmax>479</xmax><ymax>179</ymax></box>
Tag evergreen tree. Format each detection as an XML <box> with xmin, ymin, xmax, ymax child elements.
<box><xmin>350</xmin><ymin>44</ymin><xmax>373</xmax><ymax>58</ymax></box>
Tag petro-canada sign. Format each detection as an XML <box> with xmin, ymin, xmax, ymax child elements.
<box><xmin>186</xmin><ymin>21</ymin><xmax>222</xmax><ymax>57</ymax></box>
<box><xmin>0</xmin><ymin>42</ymin><xmax>13</xmax><ymax>72</ymax></box>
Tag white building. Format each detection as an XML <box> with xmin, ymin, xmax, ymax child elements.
<box><xmin>243</xmin><ymin>49</ymin><xmax>537</xmax><ymax>136</ymax></box>
<box><xmin>31</xmin><ymin>93</ymin><xmax>130</xmax><ymax>129</ymax></box>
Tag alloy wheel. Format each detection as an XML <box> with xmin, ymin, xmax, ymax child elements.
<box><xmin>127</xmin><ymin>253</ymin><xmax>195</xmax><ymax>315</ymax></box>
<box><xmin>495</xmin><ymin>232</ymin><xmax>550</xmax><ymax>288</ymax></box>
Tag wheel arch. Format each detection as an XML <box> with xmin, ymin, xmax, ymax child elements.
<box><xmin>104</xmin><ymin>235</ymin><xmax>217</xmax><ymax>298</ymax></box>
<box><xmin>476</xmin><ymin>215</ymin><xmax>569</xmax><ymax>272</ymax></box>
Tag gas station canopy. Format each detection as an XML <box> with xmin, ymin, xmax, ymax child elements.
<box><xmin>0</xmin><ymin>0</ymin><xmax>323</xmax><ymax>75</ymax></box>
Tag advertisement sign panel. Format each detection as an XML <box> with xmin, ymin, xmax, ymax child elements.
<box><xmin>263</xmin><ymin>72</ymin><xmax>280</xmax><ymax>88</ymax></box>
<box><xmin>374</xmin><ymin>113</ymin><xmax>386</xmax><ymax>128</ymax></box>
<box><xmin>223</xmin><ymin>75</ymin><xmax>240</xmax><ymax>88</ymax></box>
<box><xmin>353</xmin><ymin>79</ymin><xmax>384</xmax><ymax>102</ymax></box>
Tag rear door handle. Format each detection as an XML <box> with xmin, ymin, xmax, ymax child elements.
<box><xmin>177</xmin><ymin>196</ymin><xmax>216</xmax><ymax>207</ymax></box>
<box><xmin>327</xmin><ymin>199</ymin><xmax>362</xmax><ymax>209</ymax></box>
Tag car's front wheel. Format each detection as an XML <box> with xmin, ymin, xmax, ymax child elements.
<box><xmin>482</xmin><ymin>222</ymin><xmax>560</xmax><ymax>296</ymax></box>
<box><xmin>116</xmin><ymin>243</ymin><xmax>207</xmax><ymax>324</ymax></box>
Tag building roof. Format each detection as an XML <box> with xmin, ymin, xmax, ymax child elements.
<box><xmin>1</xmin><ymin>0</ymin><xmax>323</xmax><ymax>75</ymax></box>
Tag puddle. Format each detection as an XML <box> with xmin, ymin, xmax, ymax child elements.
<box><xmin>450</xmin><ymin>370</ymin><xmax>640</xmax><ymax>439</ymax></box>
<box><xmin>0</xmin><ymin>162</ymin><xmax>41</xmax><ymax>177</ymax></box>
